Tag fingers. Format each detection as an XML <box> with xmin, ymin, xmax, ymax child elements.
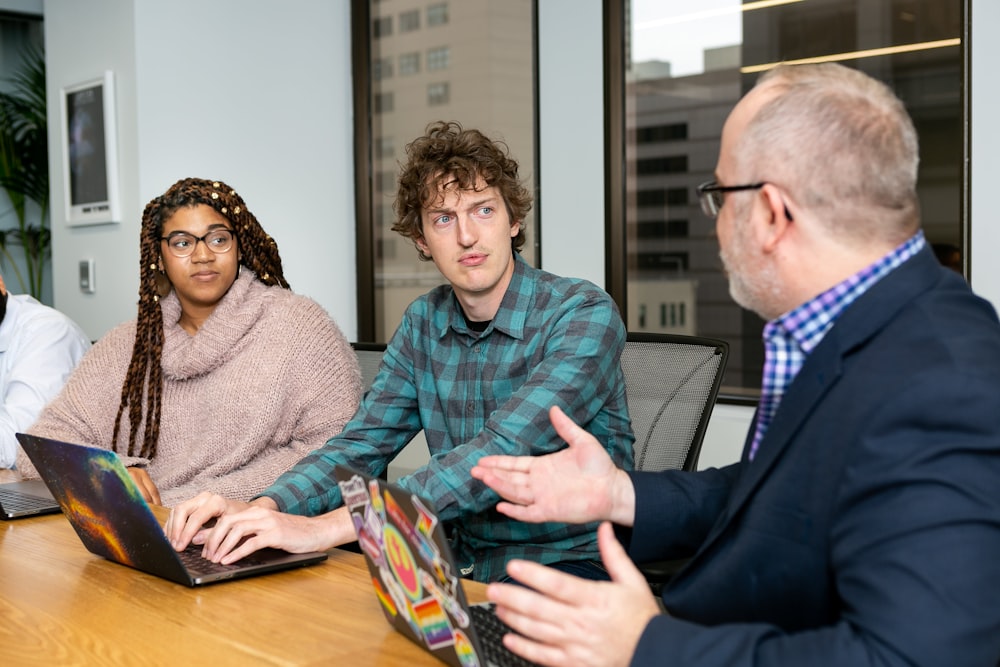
<box><xmin>474</xmin><ymin>468</ymin><xmax>532</xmax><ymax>502</ymax></box>
<box><xmin>145</xmin><ymin>478</ymin><xmax>162</xmax><ymax>507</ymax></box>
<box><xmin>596</xmin><ymin>522</ymin><xmax>645</xmax><ymax>588</ymax></box>
<box><xmin>200</xmin><ymin>508</ymin><xmax>275</xmax><ymax>563</ymax></box>
<box><xmin>500</xmin><ymin>627</ymin><xmax>565</xmax><ymax>667</ymax></box>
<box><xmin>487</xmin><ymin>566</ymin><xmax>596</xmax><ymax>667</ymax></box>
<box><xmin>472</xmin><ymin>460</ymin><xmax>537</xmax><ymax>511</ymax></box>
<box><xmin>474</xmin><ymin>454</ymin><xmax>533</xmax><ymax>473</ymax></box>
<box><xmin>127</xmin><ymin>467</ymin><xmax>161</xmax><ymax>506</ymax></box>
<box><xmin>166</xmin><ymin>492</ymin><xmax>226</xmax><ymax>550</ymax></box>
<box><xmin>136</xmin><ymin>479</ymin><xmax>156</xmax><ymax>504</ymax></box>
<box><xmin>493</xmin><ymin>500</ymin><xmax>549</xmax><ymax>524</ymax></box>
<box><xmin>548</xmin><ymin>405</ymin><xmax>592</xmax><ymax>452</ymax></box>
<box><xmin>502</xmin><ymin>559</ymin><xmax>596</xmax><ymax>607</ymax></box>
<box><xmin>488</xmin><ymin>578</ymin><xmax>555</xmax><ymax>628</ymax></box>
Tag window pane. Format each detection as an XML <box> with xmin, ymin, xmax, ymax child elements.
<box><xmin>399</xmin><ymin>9</ymin><xmax>420</xmax><ymax>33</ymax></box>
<box><xmin>399</xmin><ymin>52</ymin><xmax>420</xmax><ymax>75</ymax></box>
<box><xmin>367</xmin><ymin>0</ymin><xmax>537</xmax><ymax>342</ymax></box>
<box><xmin>427</xmin><ymin>4</ymin><xmax>449</xmax><ymax>27</ymax></box>
<box><xmin>427</xmin><ymin>46</ymin><xmax>451</xmax><ymax>71</ymax></box>
<box><xmin>625</xmin><ymin>0</ymin><xmax>962</xmax><ymax>392</ymax></box>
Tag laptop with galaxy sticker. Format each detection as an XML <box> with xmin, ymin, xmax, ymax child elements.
<box><xmin>16</xmin><ymin>433</ymin><xmax>328</xmax><ymax>586</ymax></box>
<box><xmin>334</xmin><ymin>464</ymin><xmax>537</xmax><ymax>667</ymax></box>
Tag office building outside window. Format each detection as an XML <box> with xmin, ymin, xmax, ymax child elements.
<box><xmin>427</xmin><ymin>46</ymin><xmax>450</xmax><ymax>71</ymax></box>
<box><xmin>427</xmin><ymin>82</ymin><xmax>450</xmax><ymax>106</ymax></box>
<box><xmin>616</xmin><ymin>0</ymin><xmax>963</xmax><ymax>393</ymax></box>
<box><xmin>427</xmin><ymin>4</ymin><xmax>449</xmax><ymax>27</ymax></box>
<box><xmin>359</xmin><ymin>0</ymin><xmax>536</xmax><ymax>342</ymax></box>
<box><xmin>399</xmin><ymin>9</ymin><xmax>420</xmax><ymax>33</ymax></box>
<box><xmin>399</xmin><ymin>52</ymin><xmax>420</xmax><ymax>76</ymax></box>
<box><xmin>372</xmin><ymin>57</ymin><xmax>392</xmax><ymax>81</ymax></box>
<box><xmin>373</xmin><ymin>15</ymin><xmax>392</xmax><ymax>38</ymax></box>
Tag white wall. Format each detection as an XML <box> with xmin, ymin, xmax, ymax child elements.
<box><xmin>44</xmin><ymin>0</ymin><xmax>140</xmax><ymax>339</ymax></box>
<box><xmin>970</xmin><ymin>0</ymin><xmax>1000</xmax><ymax>306</ymax></box>
<box><xmin>43</xmin><ymin>0</ymin><xmax>356</xmax><ymax>342</ymax></box>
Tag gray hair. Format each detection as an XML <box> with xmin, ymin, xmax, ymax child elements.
<box><xmin>733</xmin><ymin>63</ymin><xmax>920</xmax><ymax>245</ymax></box>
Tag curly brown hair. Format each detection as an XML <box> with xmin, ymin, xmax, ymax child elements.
<box><xmin>113</xmin><ymin>177</ymin><xmax>289</xmax><ymax>459</ymax></box>
<box><xmin>392</xmin><ymin>121</ymin><xmax>532</xmax><ymax>261</ymax></box>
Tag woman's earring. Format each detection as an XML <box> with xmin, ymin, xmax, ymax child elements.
<box><xmin>155</xmin><ymin>258</ymin><xmax>172</xmax><ymax>297</ymax></box>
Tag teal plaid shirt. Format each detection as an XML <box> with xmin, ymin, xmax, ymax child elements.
<box><xmin>261</xmin><ymin>254</ymin><xmax>633</xmax><ymax>582</ymax></box>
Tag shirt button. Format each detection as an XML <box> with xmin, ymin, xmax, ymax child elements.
<box><xmin>466</xmin><ymin>402</ymin><xmax>475</xmax><ymax>414</ymax></box>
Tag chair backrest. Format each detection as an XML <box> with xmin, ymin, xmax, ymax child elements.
<box><xmin>620</xmin><ymin>332</ymin><xmax>729</xmax><ymax>472</ymax></box>
<box><xmin>350</xmin><ymin>342</ymin><xmax>387</xmax><ymax>392</ymax></box>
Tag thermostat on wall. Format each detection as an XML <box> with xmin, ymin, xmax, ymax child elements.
<box><xmin>79</xmin><ymin>259</ymin><xmax>95</xmax><ymax>294</ymax></box>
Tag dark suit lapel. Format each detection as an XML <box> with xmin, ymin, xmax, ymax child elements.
<box><xmin>726</xmin><ymin>336</ymin><xmax>843</xmax><ymax>510</ymax></box>
<box><xmin>700</xmin><ymin>246</ymin><xmax>945</xmax><ymax>544</ymax></box>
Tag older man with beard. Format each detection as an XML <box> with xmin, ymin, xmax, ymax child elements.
<box><xmin>472</xmin><ymin>62</ymin><xmax>1000</xmax><ymax>667</ymax></box>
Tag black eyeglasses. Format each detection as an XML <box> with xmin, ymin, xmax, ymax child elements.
<box><xmin>697</xmin><ymin>180</ymin><xmax>766</xmax><ymax>218</ymax></box>
<box><xmin>160</xmin><ymin>229</ymin><xmax>237</xmax><ymax>258</ymax></box>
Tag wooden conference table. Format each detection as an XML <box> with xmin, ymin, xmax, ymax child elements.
<box><xmin>0</xmin><ymin>469</ymin><xmax>488</xmax><ymax>666</ymax></box>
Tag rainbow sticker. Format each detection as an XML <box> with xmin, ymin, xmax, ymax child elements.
<box><xmin>453</xmin><ymin>629</ymin><xmax>481</xmax><ymax>667</ymax></box>
<box><xmin>372</xmin><ymin>576</ymin><xmax>397</xmax><ymax>616</ymax></box>
<box><xmin>413</xmin><ymin>596</ymin><xmax>455</xmax><ymax>649</ymax></box>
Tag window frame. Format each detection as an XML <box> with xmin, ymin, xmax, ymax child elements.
<box><xmin>351</xmin><ymin>0</ymin><xmax>540</xmax><ymax>342</ymax></box>
<box><xmin>603</xmin><ymin>0</ymin><xmax>971</xmax><ymax>402</ymax></box>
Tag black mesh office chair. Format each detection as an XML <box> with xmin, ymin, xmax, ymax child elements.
<box><xmin>342</xmin><ymin>342</ymin><xmax>390</xmax><ymax>524</ymax></box>
<box><xmin>350</xmin><ymin>342</ymin><xmax>387</xmax><ymax>393</ymax></box>
<box><xmin>619</xmin><ymin>332</ymin><xmax>729</xmax><ymax>590</ymax></box>
<box><xmin>621</xmin><ymin>332</ymin><xmax>729</xmax><ymax>473</ymax></box>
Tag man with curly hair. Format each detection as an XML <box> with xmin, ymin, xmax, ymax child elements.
<box><xmin>168</xmin><ymin>122</ymin><xmax>633</xmax><ymax>583</ymax></box>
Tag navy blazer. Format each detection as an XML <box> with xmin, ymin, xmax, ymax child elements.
<box><xmin>625</xmin><ymin>247</ymin><xmax>1000</xmax><ymax>666</ymax></box>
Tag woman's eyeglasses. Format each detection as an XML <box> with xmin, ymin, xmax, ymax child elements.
<box><xmin>160</xmin><ymin>229</ymin><xmax>237</xmax><ymax>258</ymax></box>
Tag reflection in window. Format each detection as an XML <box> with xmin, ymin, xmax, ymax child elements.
<box><xmin>361</xmin><ymin>0</ymin><xmax>536</xmax><ymax>342</ymax></box>
<box><xmin>622</xmin><ymin>0</ymin><xmax>962</xmax><ymax>391</ymax></box>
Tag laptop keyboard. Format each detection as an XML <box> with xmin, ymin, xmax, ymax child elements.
<box><xmin>469</xmin><ymin>604</ymin><xmax>539</xmax><ymax>667</ymax></box>
<box><xmin>177</xmin><ymin>544</ymin><xmax>261</xmax><ymax>575</ymax></box>
<box><xmin>0</xmin><ymin>487</ymin><xmax>55</xmax><ymax>513</ymax></box>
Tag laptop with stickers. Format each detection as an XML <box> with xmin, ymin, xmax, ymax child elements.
<box><xmin>16</xmin><ymin>433</ymin><xmax>328</xmax><ymax>586</ymax></box>
<box><xmin>334</xmin><ymin>464</ymin><xmax>537</xmax><ymax>667</ymax></box>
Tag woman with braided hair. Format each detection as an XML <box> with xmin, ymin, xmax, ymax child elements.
<box><xmin>17</xmin><ymin>178</ymin><xmax>362</xmax><ymax>506</ymax></box>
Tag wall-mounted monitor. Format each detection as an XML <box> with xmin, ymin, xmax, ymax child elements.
<box><xmin>60</xmin><ymin>71</ymin><xmax>120</xmax><ymax>226</ymax></box>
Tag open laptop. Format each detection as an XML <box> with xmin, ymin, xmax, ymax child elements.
<box><xmin>16</xmin><ymin>432</ymin><xmax>328</xmax><ymax>586</ymax></box>
<box><xmin>334</xmin><ymin>464</ymin><xmax>537</xmax><ymax>667</ymax></box>
<box><xmin>0</xmin><ymin>478</ymin><xmax>60</xmax><ymax>519</ymax></box>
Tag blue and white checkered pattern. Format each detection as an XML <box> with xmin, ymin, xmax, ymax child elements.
<box><xmin>748</xmin><ymin>231</ymin><xmax>926</xmax><ymax>461</ymax></box>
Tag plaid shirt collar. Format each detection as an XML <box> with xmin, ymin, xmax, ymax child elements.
<box><xmin>439</xmin><ymin>252</ymin><xmax>531</xmax><ymax>341</ymax></box>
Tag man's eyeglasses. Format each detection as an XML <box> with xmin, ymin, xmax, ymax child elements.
<box><xmin>697</xmin><ymin>180</ymin><xmax>766</xmax><ymax>218</ymax></box>
<box><xmin>160</xmin><ymin>229</ymin><xmax>238</xmax><ymax>258</ymax></box>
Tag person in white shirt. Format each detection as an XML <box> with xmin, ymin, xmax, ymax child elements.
<box><xmin>0</xmin><ymin>273</ymin><xmax>90</xmax><ymax>467</ymax></box>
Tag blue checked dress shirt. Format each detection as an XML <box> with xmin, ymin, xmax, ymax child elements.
<box><xmin>261</xmin><ymin>253</ymin><xmax>634</xmax><ymax>582</ymax></box>
<box><xmin>748</xmin><ymin>231</ymin><xmax>926</xmax><ymax>461</ymax></box>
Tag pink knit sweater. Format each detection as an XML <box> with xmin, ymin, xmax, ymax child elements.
<box><xmin>19</xmin><ymin>272</ymin><xmax>362</xmax><ymax>507</ymax></box>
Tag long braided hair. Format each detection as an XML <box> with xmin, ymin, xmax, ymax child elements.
<box><xmin>112</xmin><ymin>178</ymin><xmax>290</xmax><ymax>459</ymax></box>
